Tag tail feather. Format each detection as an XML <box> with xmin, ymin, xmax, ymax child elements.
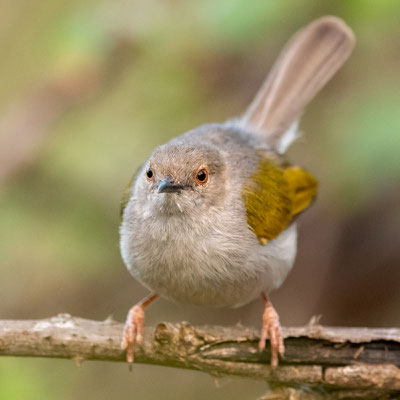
<box><xmin>240</xmin><ymin>16</ymin><xmax>355</xmax><ymax>153</ymax></box>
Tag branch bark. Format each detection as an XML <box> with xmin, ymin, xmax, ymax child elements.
<box><xmin>0</xmin><ymin>315</ymin><xmax>399</xmax><ymax>399</ymax></box>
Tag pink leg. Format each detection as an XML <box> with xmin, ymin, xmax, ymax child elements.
<box><xmin>121</xmin><ymin>293</ymin><xmax>158</xmax><ymax>364</ymax></box>
<box><xmin>259</xmin><ymin>293</ymin><xmax>285</xmax><ymax>367</ymax></box>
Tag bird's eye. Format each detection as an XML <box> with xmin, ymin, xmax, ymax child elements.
<box><xmin>145</xmin><ymin>167</ymin><xmax>154</xmax><ymax>181</ymax></box>
<box><xmin>195</xmin><ymin>168</ymin><xmax>208</xmax><ymax>184</ymax></box>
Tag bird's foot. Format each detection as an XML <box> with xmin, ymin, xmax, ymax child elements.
<box><xmin>121</xmin><ymin>293</ymin><xmax>158</xmax><ymax>365</ymax></box>
<box><xmin>121</xmin><ymin>304</ymin><xmax>145</xmax><ymax>364</ymax></box>
<box><xmin>259</xmin><ymin>294</ymin><xmax>285</xmax><ymax>367</ymax></box>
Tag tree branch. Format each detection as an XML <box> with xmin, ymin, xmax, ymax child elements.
<box><xmin>0</xmin><ymin>315</ymin><xmax>399</xmax><ymax>399</ymax></box>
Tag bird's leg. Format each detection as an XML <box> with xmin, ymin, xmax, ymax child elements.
<box><xmin>121</xmin><ymin>293</ymin><xmax>158</xmax><ymax>365</ymax></box>
<box><xmin>259</xmin><ymin>293</ymin><xmax>285</xmax><ymax>367</ymax></box>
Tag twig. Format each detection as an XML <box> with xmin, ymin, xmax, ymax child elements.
<box><xmin>0</xmin><ymin>315</ymin><xmax>399</xmax><ymax>399</ymax></box>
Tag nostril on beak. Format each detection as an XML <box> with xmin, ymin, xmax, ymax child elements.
<box><xmin>158</xmin><ymin>176</ymin><xmax>182</xmax><ymax>193</ymax></box>
<box><xmin>158</xmin><ymin>176</ymin><xmax>175</xmax><ymax>193</ymax></box>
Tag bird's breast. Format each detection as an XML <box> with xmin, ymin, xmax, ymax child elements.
<box><xmin>120</xmin><ymin>192</ymin><xmax>297</xmax><ymax>307</ymax></box>
<box><xmin>120</xmin><ymin>207</ymin><xmax>269</xmax><ymax>307</ymax></box>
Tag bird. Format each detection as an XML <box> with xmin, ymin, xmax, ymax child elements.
<box><xmin>119</xmin><ymin>16</ymin><xmax>355</xmax><ymax>367</ymax></box>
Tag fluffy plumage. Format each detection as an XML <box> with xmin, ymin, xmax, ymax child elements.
<box><xmin>120</xmin><ymin>16</ymin><xmax>354</xmax><ymax>308</ymax></box>
<box><xmin>120</xmin><ymin>124</ymin><xmax>298</xmax><ymax>306</ymax></box>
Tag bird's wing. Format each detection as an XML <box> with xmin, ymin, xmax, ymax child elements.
<box><xmin>242</xmin><ymin>159</ymin><xmax>317</xmax><ymax>243</ymax></box>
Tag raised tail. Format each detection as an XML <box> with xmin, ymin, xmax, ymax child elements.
<box><xmin>240</xmin><ymin>16</ymin><xmax>355</xmax><ymax>153</ymax></box>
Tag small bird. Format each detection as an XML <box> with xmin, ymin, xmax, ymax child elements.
<box><xmin>119</xmin><ymin>16</ymin><xmax>355</xmax><ymax>367</ymax></box>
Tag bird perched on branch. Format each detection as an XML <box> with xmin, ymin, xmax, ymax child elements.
<box><xmin>119</xmin><ymin>16</ymin><xmax>355</xmax><ymax>367</ymax></box>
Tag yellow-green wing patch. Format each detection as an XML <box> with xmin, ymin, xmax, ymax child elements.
<box><xmin>242</xmin><ymin>159</ymin><xmax>317</xmax><ymax>243</ymax></box>
<box><xmin>284</xmin><ymin>166</ymin><xmax>318</xmax><ymax>217</ymax></box>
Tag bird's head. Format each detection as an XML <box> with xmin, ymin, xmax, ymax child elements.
<box><xmin>125</xmin><ymin>143</ymin><xmax>227</xmax><ymax>217</ymax></box>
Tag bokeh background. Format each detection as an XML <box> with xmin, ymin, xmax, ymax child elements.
<box><xmin>1</xmin><ymin>0</ymin><xmax>399</xmax><ymax>399</ymax></box>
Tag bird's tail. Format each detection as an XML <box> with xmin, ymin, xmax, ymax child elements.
<box><xmin>239</xmin><ymin>16</ymin><xmax>355</xmax><ymax>154</ymax></box>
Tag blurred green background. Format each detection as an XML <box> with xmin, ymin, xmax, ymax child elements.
<box><xmin>1</xmin><ymin>0</ymin><xmax>399</xmax><ymax>399</ymax></box>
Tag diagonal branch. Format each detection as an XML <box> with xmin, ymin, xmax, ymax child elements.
<box><xmin>0</xmin><ymin>315</ymin><xmax>399</xmax><ymax>398</ymax></box>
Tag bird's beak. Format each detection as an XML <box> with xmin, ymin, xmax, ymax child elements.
<box><xmin>158</xmin><ymin>177</ymin><xmax>184</xmax><ymax>193</ymax></box>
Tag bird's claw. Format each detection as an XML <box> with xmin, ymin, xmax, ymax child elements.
<box><xmin>121</xmin><ymin>305</ymin><xmax>145</xmax><ymax>364</ymax></box>
<box><xmin>259</xmin><ymin>300</ymin><xmax>285</xmax><ymax>367</ymax></box>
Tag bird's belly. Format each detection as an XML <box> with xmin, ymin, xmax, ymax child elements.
<box><xmin>120</xmin><ymin>203</ymin><xmax>297</xmax><ymax>307</ymax></box>
<box><xmin>122</xmin><ymin>226</ymin><xmax>297</xmax><ymax>308</ymax></box>
<box><xmin>131</xmin><ymin>252</ymin><xmax>265</xmax><ymax>307</ymax></box>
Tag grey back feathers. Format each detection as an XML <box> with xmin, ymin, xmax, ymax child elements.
<box><xmin>240</xmin><ymin>16</ymin><xmax>355</xmax><ymax>154</ymax></box>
